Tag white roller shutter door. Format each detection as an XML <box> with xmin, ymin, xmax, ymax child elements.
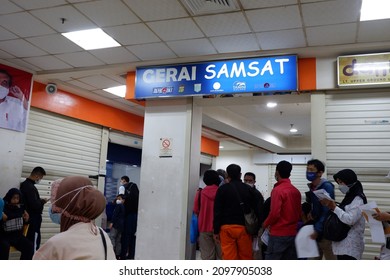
<box><xmin>21</xmin><ymin>108</ymin><xmax>104</xmax><ymax>246</ymax></box>
<box><xmin>325</xmin><ymin>90</ymin><xmax>390</xmax><ymax>260</ymax></box>
<box><xmin>109</xmin><ymin>129</ymin><xmax>143</xmax><ymax>149</ymax></box>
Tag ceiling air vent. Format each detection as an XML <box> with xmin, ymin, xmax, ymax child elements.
<box><xmin>181</xmin><ymin>0</ymin><xmax>240</xmax><ymax>16</ymax></box>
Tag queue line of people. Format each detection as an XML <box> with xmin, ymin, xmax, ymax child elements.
<box><xmin>193</xmin><ymin>159</ymin><xmax>390</xmax><ymax>260</ymax></box>
<box><xmin>1</xmin><ymin>161</ymin><xmax>390</xmax><ymax>260</ymax></box>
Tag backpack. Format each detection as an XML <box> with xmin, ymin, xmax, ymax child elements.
<box><xmin>124</xmin><ymin>183</ymin><xmax>136</xmax><ymax>197</ymax></box>
<box><xmin>323</xmin><ymin>207</ymin><xmax>351</xmax><ymax>242</ymax></box>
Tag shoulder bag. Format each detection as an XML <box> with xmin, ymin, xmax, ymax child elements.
<box><xmin>323</xmin><ymin>203</ymin><xmax>351</xmax><ymax>242</ymax></box>
<box><xmin>232</xmin><ymin>183</ymin><xmax>259</xmax><ymax>235</ymax></box>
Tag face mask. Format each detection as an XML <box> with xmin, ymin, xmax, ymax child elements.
<box><xmin>306</xmin><ymin>172</ymin><xmax>317</xmax><ymax>182</ymax></box>
<box><xmin>35</xmin><ymin>179</ymin><xmax>41</xmax><ymax>184</ymax></box>
<box><xmin>247</xmin><ymin>183</ymin><xmax>254</xmax><ymax>188</ymax></box>
<box><xmin>52</xmin><ymin>185</ymin><xmax>96</xmax><ymax>214</ymax></box>
<box><xmin>0</xmin><ymin>86</ymin><xmax>9</xmax><ymax>99</ymax></box>
<box><xmin>48</xmin><ymin>205</ymin><xmax>61</xmax><ymax>224</ymax></box>
<box><xmin>338</xmin><ymin>184</ymin><xmax>349</xmax><ymax>194</ymax></box>
<box><xmin>116</xmin><ymin>199</ymin><xmax>122</xmax><ymax>204</ymax></box>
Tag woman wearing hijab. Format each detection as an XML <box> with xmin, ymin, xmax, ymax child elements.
<box><xmin>320</xmin><ymin>169</ymin><xmax>367</xmax><ymax>260</ymax></box>
<box><xmin>0</xmin><ymin>188</ymin><xmax>33</xmax><ymax>260</ymax></box>
<box><xmin>33</xmin><ymin>176</ymin><xmax>115</xmax><ymax>260</ymax></box>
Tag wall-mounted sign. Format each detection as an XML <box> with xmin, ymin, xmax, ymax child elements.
<box><xmin>135</xmin><ymin>55</ymin><xmax>298</xmax><ymax>99</ymax></box>
<box><xmin>337</xmin><ymin>52</ymin><xmax>390</xmax><ymax>87</ymax></box>
<box><xmin>159</xmin><ymin>137</ymin><xmax>173</xmax><ymax>158</ymax></box>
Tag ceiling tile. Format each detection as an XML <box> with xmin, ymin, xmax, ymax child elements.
<box><xmin>0</xmin><ymin>1</ymin><xmax>23</xmax><ymax>14</ymax></box>
<box><xmin>194</xmin><ymin>12</ymin><xmax>251</xmax><ymax>37</ymax></box>
<box><xmin>74</xmin><ymin>0</ymin><xmax>140</xmax><ymax>27</ymax></box>
<box><xmin>0</xmin><ymin>39</ymin><xmax>47</xmax><ymax>57</ymax></box>
<box><xmin>55</xmin><ymin>52</ymin><xmax>105</xmax><ymax>67</ymax></box>
<box><xmin>104</xmin><ymin>74</ymin><xmax>126</xmax><ymax>84</ymax></box>
<box><xmin>30</xmin><ymin>6</ymin><xmax>97</xmax><ymax>33</ymax></box>
<box><xmin>78</xmin><ymin>75</ymin><xmax>122</xmax><ymax>89</ymax></box>
<box><xmin>105</xmin><ymin>24</ymin><xmax>160</xmax><ymax>45</ymax></box>
<box><xmin>147</xmin><ymin>18</ymin><xmax>204</xmax><ymax>41</ymax></box>
<box><xmin>306</xmin><ymin>23</ymin><xmax>357</xmax><ymax>46</ymax></box>
<box><xmin>11</xmin><ymin>0</ymin><xmax>67</xmax><ymax>9</ymax></box>
<box><xmin>23</xmin><ymin>55</ymin><xmax>73</xmax><ymax>70</ymax></box>
<box><xmin>167</xmin><ymin>39</ymin><xmax>217</xmax><ymax>57</ymax></box>
<box><xmin>5</xmin><ymin>58</ymin><xmax>42</xmax><ymax>72</ymax></box>
<box><xmin>210</xmin><ymin>34</ymin><xmax>259</xmax><ymax>53</ymax></box>
<box><xmin>89</xmin><ymin>47</ymin><xmax>140</xmax><ymax>64</ymax></box>
<box><xmin>246</xmin><ymin>5</ymin><xmax>302</xmax><ymax>32</ymax></box>
<box><xmin>0</xmin><ymin>12</ymin><xmax>55</xmax><ymax>37</ymax></box>
<box><xmin>300</xmin><ymin>0</ymin><xmax>333</xmax><ymax>2</ymax></box>
<box><xmin>123</xmin><ymin>0</ymin><xmax>188</xmax><ymax>21</ymax></box>
<box><xmin>26</xmin><ymin>34</ymin><xmax>83</xmax><ymax>54</ymax></box>
<box><xmin>257</xmin><ymin>29</ymin><xmax>306</xmax><ymax>50</ymax></box>
<box><xmin>302</xmin><ymin>0</ymin><xmax>361</xmax><ymax>26</ymax></box>
<box><xmin>0</xmin><ymin>49</ymin><xmax>15</xmax><ymax>59</ymax></box>
<box><xmin>67</xmin><ymin>0</ymin><xmax>91</xmax><ymax>2</ymax></box>
<box><xmin>358</xmin><ymin>19</ymin><xmax>390</xmax><ymax>43</ymax></box>
<box><xmin>240</xmin><ymin>0</ymin><xmax>297</xmax><ymax>9</ymax></box>
<box><xmin>127</xmin><ymin>43</ymin><xmax>177</xmax><ymax>60</ymax></box>
<box><xmin>67</xmin><ymin>79</ymin><xmax>97</xmax><ymax>91</ymax></box>
<box><xmin>0</xmin><ymin>26</ymin><xmax>18</xmax><ymax>40</ymax></box>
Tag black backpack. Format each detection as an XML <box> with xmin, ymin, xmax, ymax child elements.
<box><xmin>124</xmin><ymin>182</ymin><xmax>136</xmax><ymax>197</ymax></box>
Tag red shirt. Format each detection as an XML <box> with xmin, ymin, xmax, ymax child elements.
<box><xmin>263</xmin><ymin>178</ymin><xmax>302</xmax><ymax>236</ymax></box>
<box><xmin>193</xmin><ymin>184</ymin><xmax>219</xmax><ymax>232</ymax></box>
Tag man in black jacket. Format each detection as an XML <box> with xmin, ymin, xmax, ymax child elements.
<box><xmin>119</xmin><ymin>176</ymin><xmax>139</xmax><ymax>259</ymax></box>
<box><xmin>20</xmin><ymin>166</ymin><xmax>47</xmax><ymax>251</ymax></box>
<box><xmin>213</xmin><ymin>164</ymin><xmax>263</xmax><ymax>260</ymax></box>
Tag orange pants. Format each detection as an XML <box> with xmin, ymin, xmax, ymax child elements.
<box><xmin>219</xmin><ymin>225</ymin><xmax>253</xmax><ymax>260</ymax></box>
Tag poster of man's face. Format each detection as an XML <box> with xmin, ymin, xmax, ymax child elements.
<box><xmin>0</xmin><ymin>64</ymin><xmax>32</xmax><ymax>132</ymax></box>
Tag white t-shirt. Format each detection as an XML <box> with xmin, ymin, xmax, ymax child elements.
<box><xmin>0</xmin><ymin>96</ymin><xmax>26</xmax><ymax>132</ymax></box>
<box><xmin>118</xmin><ymin>185</ymin><xmax>125</xmax><ymax>195</ymax></box>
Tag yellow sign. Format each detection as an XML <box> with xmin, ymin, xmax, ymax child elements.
<box><xmin>337</xmin><ymin>53</ymin><xmax>390</xmax><ymax>87</ymax></box>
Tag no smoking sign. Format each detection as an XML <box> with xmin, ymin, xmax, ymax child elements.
<box><xmin>159</xmin><ymin>137</ymin><xmax>173</xmax><ymax>158</ymax></box>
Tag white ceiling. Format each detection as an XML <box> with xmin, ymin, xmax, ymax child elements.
<box><xmin>1</xmin><ymin>0</ymin><xmax>389</xmax><ymax>153</ymax></box>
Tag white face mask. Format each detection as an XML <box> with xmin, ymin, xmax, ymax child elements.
<box><xmin>116</xmin><ymin>199</ymin><xmax>122</xmax><ymax>204</ymax></box>
<box><xmin>247</xmin><ymin>183</ymin><xmax>255</xmax><ymax>188</ymax></box>
<box><xmin>338</xmin><ymin>184</ymin><xmax>349</xmax><ymax>194</ymax></box>
<box><xmin>0</xmin><ymin>86</ymin><xmax>9</xmax><ymax>99</ymax></box>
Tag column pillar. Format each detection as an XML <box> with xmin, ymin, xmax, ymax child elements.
<box><xmin>135</xmin><ymin>97</ymin><xmax>202</xmax><ymax>259</ymax></box>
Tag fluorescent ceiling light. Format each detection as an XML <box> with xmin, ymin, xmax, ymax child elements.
<box><xmin>103</xmin><ymin>85</ymin><xmax>126</xmax><ymax>97</ymax></box>
<box><xmin>267</xmin><ymin>102</ymin><xmax>277</xmax><ymax>108</ymax></box>
<box><xmin>62</xmin><ymin>28</ymin><xmax>120</xmax><ymax>50</ymax></box>
<box><xmin>219</xmin><ymin>145</ymin><xmax>224</xmax><ymax>149</ymax></box>
<box><xmin>360</xmin><ymin>0</ymin><xmax>390</xmax><ymax>21</ymax></box>
<box><xmin>289</xmin><ymin>124</ymin><xmax>298</xmax><ymax>133</ymax></box>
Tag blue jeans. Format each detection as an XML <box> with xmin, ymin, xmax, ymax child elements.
<box><xmin>120</xmin><ymin>213</ymin><xmax>137</xmax><ymax>259</ymax></box>
<box><xmin>265</xmin><ymin>235</ymin><xmax>297</xmax><ymax>260</ymax></box>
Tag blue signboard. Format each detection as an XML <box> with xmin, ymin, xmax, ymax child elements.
<box><xmin>135</xmin><ymin>55</ymin><xmax>298</xmax><ymax>99</ymax></box>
